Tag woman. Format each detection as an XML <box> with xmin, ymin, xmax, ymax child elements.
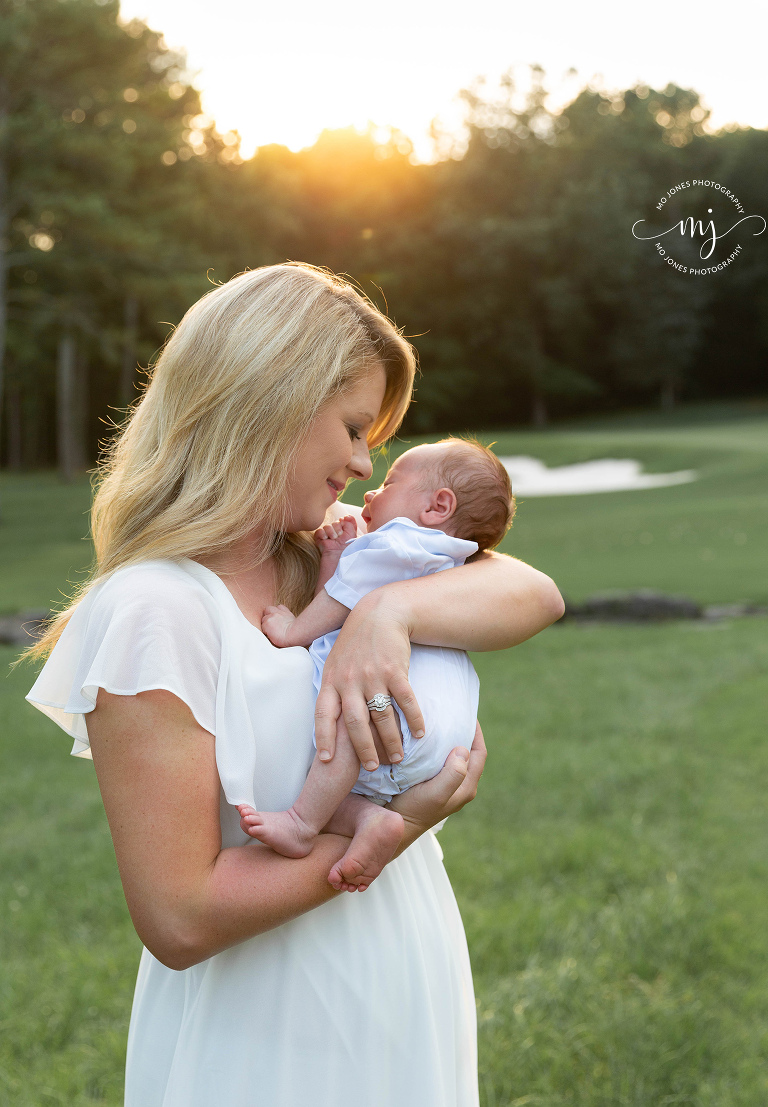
<box><xmin>26</xmin><ymin>263</ymin><xmax>564</xmax><ymax>1106</ymax></box>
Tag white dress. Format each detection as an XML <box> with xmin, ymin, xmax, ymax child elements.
<box><xmin>312</xmin><ymin>517</ymin><xmax>481</xmax><ymax>804</ymax></box>
<box><xmin>26</xmin><ymin>553</ymin><xmax>479</xmax><ymax>1107</ymax></box>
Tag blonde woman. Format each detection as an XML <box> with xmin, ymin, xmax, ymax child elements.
<box><xmin>26</xmin><ymin>264</ymin><xmax>564</xmax><ymax>1107</ymax></box>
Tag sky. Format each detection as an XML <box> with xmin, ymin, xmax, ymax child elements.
<box><xmin>119</xmin><ymin>0</ymin><xmax>768</xmax><ymax>160</ymax></box>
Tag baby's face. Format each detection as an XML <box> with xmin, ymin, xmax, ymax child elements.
<box><xmin>362</xmin><ymin>446</ymin><xmax>437</xmax><ymax>531</ymax></box>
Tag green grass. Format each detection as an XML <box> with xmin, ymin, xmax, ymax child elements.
<box><xmin>2</xmin><ymin>404</ymin><xmax>767</xmax><ymax>613</ymax></box>
<box><xmin>348</xmin><ymin>405</ymin><xmax>768</xmax><ymax>606</ymax></box>
<box><xmin>0</xmin><ymin>472</ymin><xmax>93</xmax><ymax>614</ymax></box>
<box><xmin>2</xmin><ymin>403</ymin><xmax>768</xmax><ymax>1103</ymax></box>
<box><xmin>0</xmin><ymin>646</ymin><xmax>138</xmax><ymax>1105</ymax></box>
<box><xmin>455</xmin><ymin>619</ymin><xmax>768</xmax><ymax>1105</ymax></box>
<box><xmin>4</xmin><ymin>621</ymin><xmax>768</xmax><ymax>1105</ymax></box>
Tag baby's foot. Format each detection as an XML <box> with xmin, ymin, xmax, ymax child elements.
<box><xmin>328</xmin><ymin>806</ymin><xmax>404</xmax><ymax>893</ymax></box>
<box><xmin>236</xmin><ymin>804</ymin><xmax>317</xmax><ymax>858</ymax></box>
<box><xmin>314</xmin><ymin>515</ymin><xmax>357</xmax><ymax>558</ymax></box>
<box><xmin>261</xmin><ymin>604</ymin><xmax>297</xmax><ymax>647</ymax></box>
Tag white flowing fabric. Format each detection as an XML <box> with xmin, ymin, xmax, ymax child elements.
<box><xmin>26</xmin><ymin>554</ymin><xmax>479</xmax><ymax>1107</ymax></box>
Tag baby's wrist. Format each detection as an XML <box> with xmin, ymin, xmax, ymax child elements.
<box><xmin>282</xmin><ymin>619</ymin><xmax>316</xmax><ymax>649</ymax></box>
<box><xmin>281</xmin><ymin>622</ymin><xmax>302</xmax><ymax>646</ymax></box>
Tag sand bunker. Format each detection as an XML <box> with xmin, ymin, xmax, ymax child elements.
<box><xmin>498</xmin><ymin>457</ymin><xmax>697</xmax><ymax>497</ymax></box>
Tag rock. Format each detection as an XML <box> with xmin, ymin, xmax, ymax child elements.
<box><xmin>0</xmin><ymin>610</ymin><xmax>50</xmax><ymax>646</ymax></box>
<box><xmin>564</xmin><ymin>590</ymin><xmax>703</xmax><ymax>622</ymax></box>
<box><xmin>703</xmin><ymin>603</ymin><xmax>768</xmax><ymax>621</ymax></box>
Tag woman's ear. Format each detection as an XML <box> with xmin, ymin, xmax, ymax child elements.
<box><xmin>420</xmin><ymin>487</ymin><xmax>457</xmax><ymax>528</ymax></box>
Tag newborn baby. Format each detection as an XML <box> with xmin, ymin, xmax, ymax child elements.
<box><xmin>237</xmin><ymin>438</ymin><xmax>515</xmax><ymax>891</ymax></box>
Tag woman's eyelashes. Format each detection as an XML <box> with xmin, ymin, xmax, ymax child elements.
<box><xmin>346</xmin><ymin>424</ymin><xmax>361</xmax><ymax>442</ymax></box>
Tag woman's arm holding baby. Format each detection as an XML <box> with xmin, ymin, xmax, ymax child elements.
<box><xmin>315</xmin><ymin>549</ymin><xmax>563</xmax><ymax>764</ymax></box>
<box><xmin>387</xmin><ymin>549</ymin><xmax>565</xmax><ymax>652</ymax></box>
<box><xmin>88</xmin><ymin>687</ymin><xmax>480</xmax><ymax>970</ymax></box>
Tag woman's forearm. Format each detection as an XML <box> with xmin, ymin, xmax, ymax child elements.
<box><xmin>88</xmin><ymin>688</ymin><xmax>354</xmax><ymax>972</ymax></box>
<box><xmin>359</xmin><ymin>551</ymin><xmax>564</xmax><ymax>653</ymax></box>
<box><xmin>182</xmin><ymin>733</ymin><xmax>489</xmax><ymax>968</ymax></box>
<box><xmin>165</xmin><ymin>834</ymin><xmax>350</xmax><ymax>970</ymax></box>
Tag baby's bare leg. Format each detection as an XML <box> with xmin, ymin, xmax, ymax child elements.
<box><xmin>325</xmin><ymin>795</ymin><xmax>404</xmax><ymax>893</ymax></box>
<box><xmin>237</xmin><ymin>719</ymin><xmax>361</xmax><ymax>858</ymax></box>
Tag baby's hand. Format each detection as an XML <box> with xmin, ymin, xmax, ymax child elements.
<box><xmin>314</xmin><ymin>515</ymin><xmax>357</xmax><ymax>558</ymax></box>
<box><xmin>262</xmin><ymin>604</ymin><xmax>297</xmax><ymax>647</ymax></box>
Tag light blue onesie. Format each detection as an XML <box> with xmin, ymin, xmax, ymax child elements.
<box><xmin>309</xmin><ymin>517</ymin><xmax>481</xmax><ymax>804</ymax></box>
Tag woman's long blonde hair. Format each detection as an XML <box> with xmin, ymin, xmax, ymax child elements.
<box><xmin>29</xmin><ymin>262</ymin><xmax>416</xmax><ymax>660</ymax></box>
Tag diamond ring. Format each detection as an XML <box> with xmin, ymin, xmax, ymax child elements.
<box><xmin>366</xmin><ymin>693</ymin><xmax>392</xmax><ymax>713</ymax></box>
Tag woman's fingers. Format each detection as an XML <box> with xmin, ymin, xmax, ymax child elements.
<box><xmin>314</xmin><ymin>685</ymin><xmax>341</xmax><ymax>762</ymax></box>
<box><xmin>469</xmin><ymin>720</ymin><xmax>488</xmax><ymax>773</ymax></box>
<box><xmin>387</xmin><ymin>745</ymin><xmax>470</xmax><ymax>832</ymax></box>
<box><xmin>368</xmin><ymin>704</ymin><xmax>405</xmax><ymax>765</ymax></box>
<box><xmin>341</xmin><ymin>693</ymin><xmax>381</xmax><ymax>771</ymax></box>
<box><xmin>425</xmin><ymin>746</ymin><xmax>471</xmax><ymax>806</ymax></box>
<box><xmin>389</xmin><ymin>676</ymin><xmax>425</xmax><ymax>741</ymax></box>
<box><xmin>316</xmin><ymin>685</ymin><xmax>383</xmax><ymax>771</ymax></box>
<box><xmin>415</xmin><ymin>727</ymin><xmax>484</xmax><ymax>818</ymax></box>
<box><xmin>447</xmin><ymin>722</ymin><xmax>487</xmax><ymax>810</ymax></box>
<box><xmin>317</xmin><ymin>593</ymin><xmax>416</xmax><ymax>772</ymax></box>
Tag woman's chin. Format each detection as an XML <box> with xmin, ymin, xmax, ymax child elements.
<box><xmin>285</xmin><ymin>501</ymin><xmax>332</xmax><ymax>534</ymax></box>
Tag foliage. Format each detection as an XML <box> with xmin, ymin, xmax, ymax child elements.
<box><xmin>0</xmin><ymin>0</ymin><xmax>221</xmax><ymax>463</ymax></box>
<box><xmin>1</xmin><ymin>5</ymin><xmax>767</xmax><ymax>465</ymax></box>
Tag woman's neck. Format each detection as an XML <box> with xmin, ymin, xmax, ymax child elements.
<box><xmin>197</xmin><ymin>537</ymin><xmax>278</xmax><ymax>628</ymax></box>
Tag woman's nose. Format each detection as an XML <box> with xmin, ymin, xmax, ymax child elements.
<box><xmin>350</xmin><ymin>443</ymin><xmax>373</xmax><ymax>481</ymax></box>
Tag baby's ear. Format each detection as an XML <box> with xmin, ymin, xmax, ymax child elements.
<box><xmin>421</xmin><ymin>487</ymin><xmax>457</xmax><ymax>527</ymax></box>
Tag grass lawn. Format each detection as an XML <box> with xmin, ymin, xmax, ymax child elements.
<box><xmin>0</xmin><ymin>472</ymin><xmax>93</xmax><ymax>614</ymax></box>
<box><xmin>346</xmin><ymin>403</ymin><xmax>768</xmax><ymax>607</ymax></box>
<box><xmin>458</xmin><ymin>619</ymin><xmax>768</xmax><ymax>1106</ymax></box>
<box><xmin>2</xmin><ymin>403</ymin><xmax>767</xmax><ymax>614</ymax></box>
<box><xmin>1</xmin><ymin>403</ymin><xmax>767</xmax><ymax>1104</ymax></box>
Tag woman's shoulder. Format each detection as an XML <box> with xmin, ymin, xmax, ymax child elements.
<box><xmin>67</xmin><ymin>559</ymin><xmax>223</xmax><ymax>661</ymax></box>
<box><xmin>97</xmin><ymin>557</ymin><xmax>205</xmax><ymax>596</ymax></box>
<box><xmin>91</xmin><ymin>559</ymin><xmax>217</xmax><ymax>619</ymax></box>
<box><xmin>27</xmin><ymin>560</ymin><xmax>221</xmax><ymax>752</ymax></box>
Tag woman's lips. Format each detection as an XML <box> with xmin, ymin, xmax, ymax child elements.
<box><xmin>326</xmin><ymin>479</ymin><xmax>342</xmax><ymax>500</ymax></box>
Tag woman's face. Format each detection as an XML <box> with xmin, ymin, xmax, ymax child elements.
<box><xmin>284</xmin><ymin>365</ymin><xmax>387</xmax><ymax>533</ymax></box>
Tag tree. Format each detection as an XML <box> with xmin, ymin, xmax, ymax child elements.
<box><xmin>2</xmin><ymin>11</ymin><xmax>766</xmax><ymax>464</ymax></box>
<box><xmin>0</xmin><ymin>0</ymin><xmax>216</xmax><ymax>477</ymax></box>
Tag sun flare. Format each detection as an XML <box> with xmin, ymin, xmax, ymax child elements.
<box><xmin>119</xmin><ymin>0</ymin><xmax>767</xmax><ymax>160</ymax></box>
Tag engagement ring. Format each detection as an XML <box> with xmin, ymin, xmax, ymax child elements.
<box><xmin>366</xmin><ymin>693</ymin><xmax>392</xmax><ymax>713</ymax></box>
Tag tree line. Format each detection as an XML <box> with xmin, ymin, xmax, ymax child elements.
<box><xmin>2</xmin><ymin>0</ymin><xmax>766</xmax><ymax>474</ymax></box>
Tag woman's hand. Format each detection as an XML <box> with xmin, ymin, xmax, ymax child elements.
<box><xmin>389</xmin><ymin>722</ymin><xmax>487</xmax><ymax>851</ymax></box>
<box><xmin>314</xmin><ymin>588</ymin><xmax>424</xmax><ymax>771</ymax></box>
<box><xmin>314</xmin><ymin>538</ymin><xmax>562</xmax><ymax>770</ymax></box>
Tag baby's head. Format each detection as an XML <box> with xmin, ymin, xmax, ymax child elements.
<box><xmin>362</xmin><ymin>438</ymin><xmax>515</xmax><ymax>551</ymax></box>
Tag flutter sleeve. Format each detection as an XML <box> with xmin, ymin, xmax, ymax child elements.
<box><xmin>324</xmin><ymin>517</ymin><xmax>478</xmax><ymax>611</ymax></box>
<box><xmin>26</xmin><ymin>563</ymin><xmax>221</xmax><ymax>758</ymax></box>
